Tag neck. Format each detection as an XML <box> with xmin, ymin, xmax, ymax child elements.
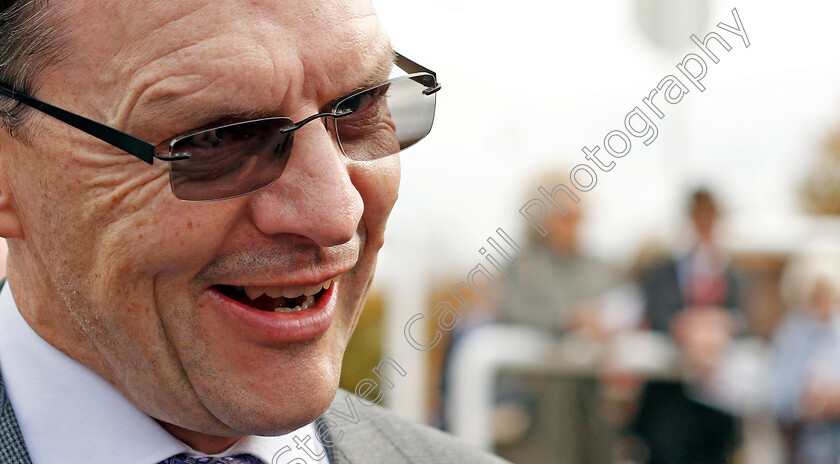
<box><xmin>158</xmin><ymin>420</ymin><xmax>241</xmax><ymax>454</ymax></box>
<box><xmin>7</xmin><ymin>260</ymin><xmax>113</xmax><ymax>380</ymax></box>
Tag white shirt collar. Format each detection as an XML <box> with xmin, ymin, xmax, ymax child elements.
<box><xmin>0</xmin><ymin>283</ymin><xmax>328</xmax><ymax>464</ymax></box>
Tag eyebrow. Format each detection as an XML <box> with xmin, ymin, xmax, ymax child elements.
<box><xmin>135</xmin><ymin>49</ymin><xmax>399</xmax><ymax>140</ymax></box>
<box><xmin>317</xmin><ymin>50</ymin><xmax>397</xmax><ymax>108</ymax></box>
<box><xmin>357</xmin><ymin>49</ymin><xmax>398</xmax><ymax>89</ymax></box>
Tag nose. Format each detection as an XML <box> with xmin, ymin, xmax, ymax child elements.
<box><xmin>246</xmin><ymin>119</ymin><xmax>363</xmax><ymax>247</ymax></box>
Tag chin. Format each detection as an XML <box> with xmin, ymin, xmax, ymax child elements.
<box><xmin>208</xmin><ymin>342</ymin><xmax>345</xmax><ymax>436</ymax></box>
<box><xmin>242</xmin><ymin>389</ymin><xmax>337</xmax><ymax>436</ymax></box>
<box><xmin>195</xmin><ymin>372</ymin><xmax>339</xmax><ymax>437</ymax></box>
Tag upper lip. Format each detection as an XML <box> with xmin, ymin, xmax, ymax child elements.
<box><xmin>200</xmin><ymin>238</ymin><xmax>362</xmax><ymax>289</ymax></box>
<box><xmin>211</xmin><ymin>266</ymin><xmax>352</xmax><ymax>289</ymax></box>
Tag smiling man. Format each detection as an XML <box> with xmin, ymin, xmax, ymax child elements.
<box><xmin>0</xmin><ymin>0</ymin><xmax>507</xmax><ymax>463</ymax></box>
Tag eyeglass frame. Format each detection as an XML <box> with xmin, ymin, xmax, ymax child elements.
<box><xmin>0</xmin><ymin>52</ymin><xmax>440</xmax><ymax>165</ymax></box>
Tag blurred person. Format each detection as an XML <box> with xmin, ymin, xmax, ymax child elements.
<box><xmin>0</xmin><ymin>0</ymin><xmax>510</xmax><ymax>463</ymax></box>
<box><xmin>498</xmin><ymin>171</ymin><xmax>619</xmax><ymax>337</ymax></box>
<box><xmin>630</xmin><ymin>188</ymin><xmax>745</xmax><ymax>464</ymax></box>
<box><xmin>474</xmin><ymin>171</ymin><xmax>620</xmax><ymax>460</ymax></box>
<box><xmin>772</xmin><ymin>256</ymin><xmax>840</xmax><ymax>464</ymax></box>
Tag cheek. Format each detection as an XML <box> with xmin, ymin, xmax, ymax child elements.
<box><xmin>96</xmin><ymin>201</ymin><xmax>243</xmax><ymax>277</ymax></box>
<box><xmin>349</xmin><ymin>155</ymin><xmax>400</xmax><ymax>249</ymax></box>
<box><xmin>9</xmin><ymin>138</ymin><xmax>243</xmax><ymax>305</ymax></box>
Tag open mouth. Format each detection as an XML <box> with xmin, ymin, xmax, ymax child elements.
<box><xmin>214</xmin><ymin>278</ymin><xmax>337</xmax><ymax>313</ymax></box>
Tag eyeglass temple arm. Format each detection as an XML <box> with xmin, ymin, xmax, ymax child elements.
<box><xmin>394</xmin><ymin>52</ymin><xmax>441</xmax><ymax>95</ymax></box>
<box><xmin>0</xmin><ymin>85</ymin><xmax>157</xmax><ymax>164</ymax></box>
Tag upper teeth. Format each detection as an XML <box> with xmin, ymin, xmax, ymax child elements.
<box><xmin>242</xmin><ymin>278</ymin><xmax>336</xmax><ymax>300</ymax></box>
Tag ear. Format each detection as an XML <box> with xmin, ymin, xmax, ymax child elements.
<box><xmin>0</xmin><ymin>177</ymin><xmax>23</xmax><ymax>239</ymax></box>
<box><xmin>0</xmin><ymin>137</ymin><xmax>25</xmax><ymax>240</ymax></box>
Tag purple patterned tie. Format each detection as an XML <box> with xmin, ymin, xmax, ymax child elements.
<box><xmin>159</xmin><ymin>454</ymin><xmax>267</xmax><ymax>464</ymax></box>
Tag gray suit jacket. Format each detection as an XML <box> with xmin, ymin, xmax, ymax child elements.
<box><xmin>0</xmin><ymin>373</ymin><xmax>29</xmax><ymax>464</ymax></box>
<box><xmin>0</xmin><ymin>372</ymin><xmax>507</xmax><ymax>464</ymax></box>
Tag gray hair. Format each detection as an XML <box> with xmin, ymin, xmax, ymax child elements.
<box><xmin>780</xmin><ymin>254</ymin><xmax>840</xmax><ymax>310</ymax></box>
<box><xmin>0</xmin><ymin>0</ymin><xmax>67</xmax><ymax>140</ymax></box>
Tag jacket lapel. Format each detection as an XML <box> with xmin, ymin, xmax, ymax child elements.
<box><xmin>0</xmin><ymin>370</ymin><xmax>33</xmax><ymax>464</ymax></box>
<box><xmin>314</xmin><ymin>390</ymin><xmax>421</xmax><ymax>464</ymax></box>
<box><xmin>315</xmin><ymin>416</ymin><xmax>350</xmax><ymax>464</ymax></box>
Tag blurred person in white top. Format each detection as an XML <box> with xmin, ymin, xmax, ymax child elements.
<box><xmin>772</xmin><ymin>255</ymin><xmax>840</xmax><ymax>464</ymax></box>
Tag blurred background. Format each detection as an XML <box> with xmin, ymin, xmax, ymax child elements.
<box><xmin>336</xmin><ymin>0</ymin><xmax>840</xmax><ymax>462</ymax></box>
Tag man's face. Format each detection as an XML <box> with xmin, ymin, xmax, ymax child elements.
<box><xmin>691</xmin><ymin>206</ymin><xmax>717</xmax><ymax>243</ymax></box>
<box><xmin>0</xmin><ymin>0</ymin><xmax>398</xmax><ymax>438</ymax></box>
<box><xmin>544</xmin><ymin>206</ymin><xmax>581</xmax><ymax>255</ymax></box>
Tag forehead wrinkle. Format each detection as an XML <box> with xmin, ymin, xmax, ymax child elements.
<box><xmin>86</xmin><ymin>4</ymin><xmax>287</xmax><ymax>127</ymax></box>
<box><xmin>111</xmin><ymin>38</ymin><xmax>298</xmax><ymax>137</ymax></box>
<box><xmin>118</xmin><ymin>73</ymin><xmax>268</xmax><ymax>138</ymax></box>
<box><xmin>52</xmin><ymin>0</ymin><xmax>214</xmax><ymax>118</ymax></box>
<box><xmin>122</xmin><ymin>36</ymin><xmax>391</xmax><ymax>138</ymax></box>
<box><xmin>64</xmin><ymin>1</ymin><xmax>390</xmax><ymax>140</ymax></box>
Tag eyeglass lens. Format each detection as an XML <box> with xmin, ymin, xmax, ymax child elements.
<box><xmin>167</xmin><ymin>73</ymin><xmax>437</xmax><ymax>201</ymax></box>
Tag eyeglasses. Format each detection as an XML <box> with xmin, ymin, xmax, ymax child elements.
<box><xmin>0</xmin><ymin>53</ymin><xmax>440</xmax><ymax>201</ymax></box>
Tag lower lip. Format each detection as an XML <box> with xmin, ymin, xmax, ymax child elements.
<box><xmin>203</xmin><ymin>282</ymin><xmax>338</xmax><ymax>343</ymax></box>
